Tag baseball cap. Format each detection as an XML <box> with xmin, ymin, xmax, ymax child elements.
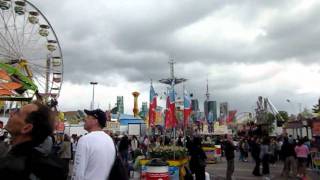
<box><xmin>84</xmin><ymin>109</ymin><xmax>106</xmax><ymax>128</ymax></box>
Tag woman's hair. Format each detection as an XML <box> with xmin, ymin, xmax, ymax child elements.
<box><xmin>193</xmin><ymin>137</ymin><xmax>202</xmax><ymax>147</ymax></box>
<box><xmin>298</xmin><ymin>139</ymin><xmax>304</xmax><ymax>146</ymax></box>
<box><xmin>262</xmin><ymin>136</ymin><xmax>270</xmax><ymax>145</ymax></box>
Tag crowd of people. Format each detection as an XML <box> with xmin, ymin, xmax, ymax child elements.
<box><xmin>0</xmin><ymin>102</ymin><xmax>117</xmax><ymax>180</ymax></box>
<box><xmin>222</xmin><ymin>134</ymin><xmax>318</xmax><ymax>180</ymax></box>
<box><xmin>0</xmin><ymin>102</ymin><xmax>319</xmax><ymax>180</ymax></box>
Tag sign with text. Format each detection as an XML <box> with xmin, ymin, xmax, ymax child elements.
<box><xmin>128</xmin><ymin>123</ymin><xmax>141</xmax><ymax>136</ymax></box>
<box><xmin>106</xmin><ymin>121</ymin><xmax>120</xmax><ymax>133</ymax></box>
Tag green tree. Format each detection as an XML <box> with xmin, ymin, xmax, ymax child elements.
<box><xmin>266</xmin><ymin>112</ymin><xmax>276</xmax><ymax>133</ymax></box>
<box><xmin>300</xmin><ymin>108</ymin><xmax>313</xmax><ymax>119</ymax></box>
<box><xmin>312</xmin><ymin>98</ymin><xmax>320</xmax><ymax>113</ymax></box>
<box><xmin>278</xmin><ymin>111</ymin><xmax>289</xmax><ymax>121</ymax></box>
<box><xmin>276</xmin><ymin>111</ymin><xmax>288</xmax><ymax>127</ymax></box>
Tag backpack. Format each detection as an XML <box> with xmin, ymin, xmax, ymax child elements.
<box><xmin>108</xmin><ymin>147</ymin><xmax>129</xmax><ymax>180</ymax></box>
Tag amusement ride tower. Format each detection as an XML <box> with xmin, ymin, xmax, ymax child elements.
<box><xmin>159</xmin><ymin>57</ymin><xmax>187</xmax><ymax>133</ymax></box>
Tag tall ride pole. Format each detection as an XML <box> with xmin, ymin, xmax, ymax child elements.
<box><xmin>159</xmin><ymin>57</ymin><xmax>187</xmax><ymax>159</ymax></box>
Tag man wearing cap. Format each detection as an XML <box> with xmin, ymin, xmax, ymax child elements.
<box><xmin>72</xmin><ymin>109</ymin><xmax>115</xmax><ymax>180</ymax></box>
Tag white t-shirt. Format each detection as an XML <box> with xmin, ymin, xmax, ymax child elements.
<box><xmin>72</xmin><ymin>131</ymin><xmax>115</xmax><ymax>180</ymax></box>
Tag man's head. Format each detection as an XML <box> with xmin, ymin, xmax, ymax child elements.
<box><xmin>5</xmin><ymin>102</ymin><xmax>53</xmax><ymax>146</ymax></box>
<box><xmin>83</xmin><ymin>109</ymin><xmax>106</xmax><ymax>132</ymax></box>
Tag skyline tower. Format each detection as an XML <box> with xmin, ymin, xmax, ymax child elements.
<box><xmin>116</xmin><ymin>96</ymin><xmax>124</xmax><ymax>114</ymax></box>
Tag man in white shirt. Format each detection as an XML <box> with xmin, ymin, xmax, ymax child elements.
<box><xmin>72</xmin><ymin>109</ymin><xmax>115</xmax><ymax>180</ymax></box>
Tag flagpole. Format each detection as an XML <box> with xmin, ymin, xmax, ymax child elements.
<box><xmin>183</xmin><ymin>82</ymin><xmax>186</xmax><ymax>147</ymax></box>
<box><xmin>172</xmin><ymin>80</ymin><xmax>176</xmax><ymax>160</ymax></box>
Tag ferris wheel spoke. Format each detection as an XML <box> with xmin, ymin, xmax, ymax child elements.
<box><xmin>22</xmin><ymin>35</ymin><xmax>43</xmax><ymax>56</ymax></box>
<box><xmin>0</xmin><ymin>28</ymin><xmax>19</xmax><ymax>57</ymax></box>
<box><xmin>0</xmin><ymin>10</ymin><xmax>20</xmax><ymax>57</ymax></box>
<box><xmin>0</xmin><ymin>31</ymin><xmax>19</xmax><ymax>58</ymax></box>
<box><xmin>22</xmin><ymin>47</ymin><xmax>46</xmax><ymax>60</ymax></box>
<box><xmin>0</xmin><ymin>51</ymin><xmax>15</xmax><ymax>59</ymax></box>
<box><xmin>0</xmin><ymin>41</ymin><xmax>15</xmax><ymax>57</ymax></box>
<box><xmin>20</xmin><ymin>23</ymin><xmax>36</xmax><ymax>53</ymax></box>
<box><xmin>28</xmin><ymin>62</ymin><xmax>61</xmax><ymax>73</ymax></box>
<box><xmin>28</xmin><ymin>59</ymin><xmax>61</xmax><ymax>71</ymax></box>
<box><xmin>34</xmin><ymin>73</ymin><xmax>58</xmax><ymax>93</ymax></box>
<box><xmin>33</xmin><ymin>76</ymin><xmax>46</xmax><ymax>90</ymax></box>
<box><xmin>29</xmin><ymin>66</ymin><xmax>50</xmax><ymax>80</ymax></box>
<box><xmin>19</xmin><ymin>12</ymin><xmax>29</xmax><ymax>55</ymax></box>
<box><xmin>11</xmin><ymin>6</ymin><xmax>23</xmax><ymax>56</ymax></box>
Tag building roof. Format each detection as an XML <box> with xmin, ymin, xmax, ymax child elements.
<box><xmin>110</xmin><ymin>114</ymin><xmax>145</xmax><ymax>125</ymax></box>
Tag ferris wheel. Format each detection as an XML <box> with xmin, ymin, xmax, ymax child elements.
<box><xmin>0</xmin><ymin>0</ymin><xmax>63</xmax><ymax>103</ymax></box>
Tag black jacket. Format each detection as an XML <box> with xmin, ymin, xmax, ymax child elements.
<box><xmin>281</xmin><ymin>142</ymin><xmax>296</xmax><ymax>159</ymax></box>
<box><xmin>0</xmin><ymin>141</ymin><xmax>67</xmax><ymax>180</ymax></box>
<box><xmin>224</xmin><ymin>140</ymin><xmax>236</xmax><ymax>160</ymax></box>
<box><xmin>189</xmin><ymin>146</ymin><xmax>207</xmax><ymax>172</ymax></box>
<box><xmin>250</xmin><ymin>141</ymin><xmax>261</xmax><ymax>160</ymax></box>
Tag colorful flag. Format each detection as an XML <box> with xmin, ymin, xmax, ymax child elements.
<box><xmin>226</xmin><ymin>110</ymin><xmax>237</xmax><ymax>124</ymax></box>
<box><xmin>169</xmin><ymin>87</ymin><xmax>177</xmax><ymax>127</ymax></box>
<box><xmin>149</xmin><ymin>83</ymin><xmax>157</xmax><ymax>127</ymax></box>
<box><xmin>183</xmin><ymin>90</ymin><xmax>192</xmax><ymax>128</ymax></box>
<box><xmin>165</xmin><ymin>95</ymin><xmax>171</xmax><ymax>128</ymax></box>
<box><xmin>164</xmin><ymin>87</ymin><xmax>177</xmax><ymax>128</ymax></box>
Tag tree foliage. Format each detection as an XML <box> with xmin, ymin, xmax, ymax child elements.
<box><xmin>278</xmin><ymin>111</ymin><xmax>289</xmax><ymax>121</ymax></box>
<box><xmin>312</xmin><ymin>98</ymin><xmax>320</xmax><ymax>113</ymax></box>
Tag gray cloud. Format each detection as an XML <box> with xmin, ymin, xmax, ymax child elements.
<box><xmin>29</xmin><ymin>0</ymin><xmax>320</xmax><ymax>112</ymax></box>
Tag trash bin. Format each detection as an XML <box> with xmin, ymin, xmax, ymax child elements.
<box><xmin>146</xmin><ymin>158</ymin><xmax>169</xmax><ymax>180</ymax></box>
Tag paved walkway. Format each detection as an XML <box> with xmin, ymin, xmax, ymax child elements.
<box><xmin>207</xmin><ymin>157</ymin><xmax>319</xmax><ymax>180</ymax></box>
<box><xmin>130</xmin><ymin>156</ymin><xmax>320</xmax><ymax>180</ymax></box>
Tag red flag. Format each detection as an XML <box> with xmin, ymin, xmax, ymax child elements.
<box><xmin>165</xmin><ymin>96</ymin><xmax>171</xmax><ymax>128</ymax></box>
<box><xmin>183</xmin><ymin>90</ymin><xmax>192</xmax><ymax>128</ymax></box>
<box><xmin>149</xmin><ymin>84</ymin><xmax>157</xmax><ymax>127</ymax></box>
<box><xmin>226</xmin><ymin>110</ymin><xmax>237</xmax><ymax>124</ymax></box>
<box><xmin>169</xmin><ymin>88</ymin><xmax>177</xmax><ymax>128</ymax></box>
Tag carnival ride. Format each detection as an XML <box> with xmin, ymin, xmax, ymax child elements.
<box><xmin>255</xmin><ymin>96</ymin><xmax>284</xmax><ymax>135</ymax></box>
<box><xmin>0</xmin><ymin>0</ymin><xmax>63</xmax><ymax>110</ymax></box>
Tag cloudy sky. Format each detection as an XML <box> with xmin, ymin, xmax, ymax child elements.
<box><xmin>34</xmin><ymin>0</ymin><xmax>320</xmax><ymax>115</ymax></box>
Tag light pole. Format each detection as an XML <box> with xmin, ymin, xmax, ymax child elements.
<box><xmin>286</xmin><ymin>99</ymin><xmax>302</xmax><ymax>114</ymax></box>
<box><xmin>90</xmin><ymin>82</ymin><xmax>98</xmax><ymax>110</ymax></box>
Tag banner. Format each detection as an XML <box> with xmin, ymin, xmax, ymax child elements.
<box><xmin>149</xmin><ymin>83</ymin><xmax>157</xmax><ymax>127</ymax></box>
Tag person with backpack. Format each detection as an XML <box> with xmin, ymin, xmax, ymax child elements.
<box><xmin>72</xmin><ymin>109</ymin><xmax>115</xmax><ymax>180</ymax></box>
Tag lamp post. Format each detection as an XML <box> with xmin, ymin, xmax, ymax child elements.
<box><xmin>90</xmin><ymin>82</ymin><xmax>98</xmax><ymax>110</ymax></box>
<box><xmin>286</xmin><ymin>99</ymin><xmax>302</xmax><ymax>114</ymax></box>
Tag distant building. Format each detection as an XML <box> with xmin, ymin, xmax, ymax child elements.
<box><xmin>220</xmin><ymin>102</ymin><xmax>229</xmax><ymax>122</ymax></box>
<box><xmin>141</xmin><ymin>102</ymin><xmax>148</xmax><ymax>112</ymax></box>
<box><xmin>191</xmin><ymin>99</ymin><xmax>199</xmax><ymax>111</ymax></box>
<box><xmin>139</xmin><ymin>102</ymin><xmax>148</xmax><ymax>119</ymax></box>
<box><xmin>204</xmin><ymin>100</ymin><xmax>217</xmax><ymax>123</ymax></box>
<box><xmin>117</xmin><ymin>96</ymin><xmax>124</xmax><ymax>114</ymax></box>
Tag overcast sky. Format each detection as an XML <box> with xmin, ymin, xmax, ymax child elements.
<box><xmin>34</xmin><ymin>0</ymin><xmax>320</xmax><ymax>115</ymax></box>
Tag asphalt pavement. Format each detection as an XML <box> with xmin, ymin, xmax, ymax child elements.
<box><xmin>206</xmin><ymin>154</ymin><xmax>320</xmax><ymax>180</ymax></box>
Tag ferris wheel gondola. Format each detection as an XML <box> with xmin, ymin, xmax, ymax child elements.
<box><xmin>0</xmin><ymin>0</ymin><xmax>63</xmax><ymax>104</ymax></box>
